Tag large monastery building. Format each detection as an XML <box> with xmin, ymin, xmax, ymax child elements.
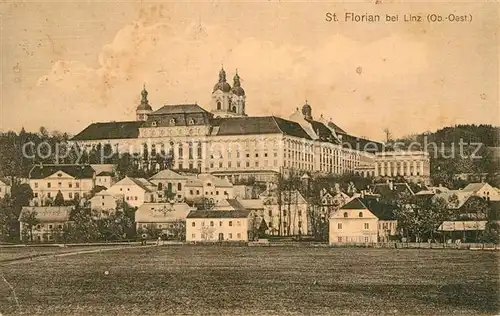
<box><xmin>72</xmin><ymin>68</ymin><xmax>382</xmax><ymax>183</ymax></box>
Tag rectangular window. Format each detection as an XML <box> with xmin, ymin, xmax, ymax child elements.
<box><xmin>268</xmin><ymin>222</ymin><xmax>273</xmax><ymax>228</ymax></box>
<box><xmin>47</xmin><ymin>182</ymin><xmax>51</xmax><ymax>188</ymax></box>
<box><xmin>364</xmin><ymin>223</ymin><xmax>369</xmax><ymax>229</ymax></box>
<box><xmin>219</xmin><ymin>221</ymin><xmax>223</xmax><ymax>226</ymax></box>
<box><xmin>229</xmin><ymin>221</ymin><xmax>233</xmax><ymax>227</ymax></box>
<box><xmin>58</xmin><ymin>182</ymin><xmax>62</xmax><ymax>187</ymax></box>
<box><xmin>47</xmin><ymin>193</ymin><xmax>51</xmax><ymax>198</ymax></box>
<box><xmin>34</xmin><ymin>183</ymin><xmax>38</xmax><ymax>188</ymax></box>
<box><xmin>338</xmin><ymin>236</ymin><xmax>342</xmax><ymax>242</ymax></box>
<box><xmin>210</xmin><ymin>221</ymin><xmax>214</xmax><ymax>227</ymax></box>
<box><xmin>237</xmin><ymin>162</ymin><xmax>241</xmax><ymax>168</ymax></box>
<box><xmin>192</xmin><ymin>222</ymin><xmax>195</xmax><ymax>227</ymax></box>
<box><xmin>237</xmin><ymin>233</ymin><xmax>241</xmax><ymax>239</ymax></box>
<box><xmin>196</xmin><ymin>190</ymin><xmax>200</xmax><ymax>195</ymax></box>
<box><xmin>191</xmin><ymin>234</ymin><xmax>196</xmax><ymax>239</ymax></box>
<box><xmin>216</xmin><ymin>191</ymin><xmax>219</xmax><ymax>195</ymax></box>
<box><xmin>237</xmin><ymin>221</ymin><xmax>241</xmax><ymax>226</ymax></box>
<box><xmin>69</xmin><ymin>192</ymin><xmax>73</xmax><ymax>199</ymax></box>
<box><xmin>75</xmin><ymin>182</ymin><xmax>79</xmax><ymax>188</ymax></box>
<box><xmin>219</xmin><ymin>162</ymin><xmax>223</xmax><ymax>168</ymax></box>
<box><xmin>246</xmin><ymin>162</ymin><xmax>250</xmax><ymax>167</ymax></box>
<box><xmin>190</xmin><ymin>190</ymin><xmax>194</xmax><ymax>195</ymax></box>
<box><xmin>228</xmin><ymin>162</ymin><xmax>232</xmax><ymax>168</ymax></box>
<box><xmin>228</xmin><ymin>233</ymin><xmax>232</xmax><ymax>239</ymax></box>
<box><xmin>34</xmin><ymin>193</ymin><xmax>39</xmax><ymax>198</ymax></box>
<box><xmin>255</xmin><ymin>161</ymin><xmax>259</xmax><ymax>167</ymax></box>
<box><xmin>364</xmin><ymin>237</ymin><xmax>369</xmax><ymax>243</ymax></box>
<box><xmin>69</xmin><ymin>183</ymin><xmax>73</xmax><ymax>188</ymax></box>
<box><xmin>338</xmin><ymin>223</ymin><xmax>342</xmax><ymax>229</ymax></box>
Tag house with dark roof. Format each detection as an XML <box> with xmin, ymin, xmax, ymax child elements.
<box><xmin>186</xmin><ymin>209</ymin><xmax>255</xmax><ymax>242</ymax></box>
<box><xmin>329</xmin><ymin>198</ymin><xmax>379</xmax><ymax>244</ymax></box>
<box><xmin>19</xmin><ymin>206</ymin><xmax>73</xmax><ymax>242</ymax></box>
<box><xmin>27</xmin><ymin>164</ymin><xmax>96</xmax><ymax>205</ymax></box>
<box><xmin>71</xmin><ymin>67</ymin><xmax>382</xmax><ymax>184</ymax></box>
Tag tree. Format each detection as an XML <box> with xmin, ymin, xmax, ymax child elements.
<box><xmin>20</xmin><ymin>209</ymin><xmax>39</xmax><ymax>242</ymax></box>
<box><xmin>54</xmin><ymin>190</ymin><xmax>65</xmax><ymax>206</ymax></box>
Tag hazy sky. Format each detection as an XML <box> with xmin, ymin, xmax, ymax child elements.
<box><xmin>0</xmin><ymin>1</ymin><xmax>498</xmax><ymax>141</ymax></box>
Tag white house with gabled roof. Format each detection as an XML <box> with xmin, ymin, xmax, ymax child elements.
<box><xmin>106</xmin><ymin>176</ymin><xmax>157</xmax><ymax>208</ymax></box>
<box><xmin>329</xmin><ymin>198</ymin><xmax>378</xmax><ymax>244</ymax></box>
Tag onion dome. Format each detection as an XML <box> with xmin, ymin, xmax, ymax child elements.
<box><xmin>231</xmin><ymin>71</ymin><xmax>245</xmax><ymax>96</ymax></box>
<box><xmin>213</xmin><ymin>67</ymin><xmax>232</xmax><ymax>93</ymax></box>
<box><xmin>137</xmin><ymin>84</ymin><xmax>152</xmax><ymax>111</ymax></box>
<box><xmin>301</xmin><ymin>101</ymin><xmax>312</xmax><ymax>120</ymax></box>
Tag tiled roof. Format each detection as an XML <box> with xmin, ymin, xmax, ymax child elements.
<box><xmin>152</xmin><ymin>104</ymin><xmax>209</xmax><ymax>115</ymax></box>
<box><xmin>309</xmin><ymin>120</ymin><xmax>340</xmax><ymax>143</ymax></box>
<box><xmin>339</xmin><ymin>133</ymin><xmax>383</xmax><ymax>153</ymax></box>
<box><xmin>238</xmin><ymin>199</ymin><xmax>264</xmax><ymax>210</ymax></box>
<box><xmin>327</xmin><ymin>121</ymin><xmax>347</xmax><ymax>134</ymax></box>
<box><xmin>185</xmin><ymin>174</ymin><xmax>233</xmax><ymax>188</ymax></box>
<box><xmin>19</xmin><ymin>206</ymin><xmax>72</xmax><ymax>222</ymax></box>
<box><xmin>28</xmin><ymin>164</ymin><xmax>95</xmax><ymax>179</ymax></box>
<box><xmin>186</xmin><ymin>210</ymin><xmax>251</xmax><ymax>219</ymax></box>
<box><xmin>372</xmin><ymin>183</ymin><xmax>414</xmax><ymax>198</ymax></box>
<box><xmin>71</xmin><ymin>121</ymin><xmax>143</xmax><ymax>141</ymax></box>
<box><xmin>128</xmin><ymin>177</ymin><xmax>156</xmax><ymax>192</ymax></box>
<box><xmin>149</xmin><ymin>169</ymin><xmax>187</xmax><ymax>181</ymax></box>
<box><xmin>340</xmin><ymin>198</ymin><xmax>368</xmax><ymax>210</ymax></box>
<box><xmin>438</xmin><ymin>221</ymin><xmax>487</xmax><ymax>231</ymax></box>
<box><xmin>211</xmin><ymin>116</ymin><xmax>312</xmax><ymax>139</ymax></box>
<box><xmin>96</xmin><ymin>171</ymin><xmax>114</xmax><ymax>177</ymax></box>
<box><xmin>434</xmin><ymin>190</ymin><xmax>472</xmax><ymax>209</ymax></box>
<box><xmin>461</xmin><ymin>183</ymin><xmax>487</xmax><ymax>193</ymax></box>
<box><xmin>135</xmin><ymin>203</ymin><xmax>193</xmax><ymax>223</ymax></box>
<box><xmin>362</xmin><ymin>198</ymin><xmax>396</xmax><ymax>220</ymax></box>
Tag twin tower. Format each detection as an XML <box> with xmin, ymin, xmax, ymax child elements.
<box><xmin>136</xmin><ymin>67</ymin><xmax>247</xmax><ymax>121</ymax></box>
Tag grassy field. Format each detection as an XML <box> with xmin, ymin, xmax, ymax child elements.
<box><xmin>0</xmin><ymin>246</ymin><xmax>498</xmax><ymax>315</ymax></box>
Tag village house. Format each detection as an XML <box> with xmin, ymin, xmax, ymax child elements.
<box><xmin>27</xmin><ymin>164</ymin><xmax>96</xmax><ymax>205</ymax></box>
<box><xmin>106</xmin><ymin>176</ymin><xmax>157</xmax><ymax>208</ymax></box>
<box><xmin>135</xmin><ymin>202</ymin><xmax>194</xmax><ymax>238</ymax></box>
<box><xmin>329</xmin><ymin>198</ymin><xmax>378</xmax><ymax>244</ymax></box>
<box><xmin>19</xmin><ymin>206</ymin><xmax>72</xmax><ymax>242</ymax></box>
<box><xmin>460</xmin><ymin>182</ymin><xmax>500</xmax><ymax>201</ymax></box>
<box><xmin>148</xmin><ymin>169</ymin><xmax>189</xmax><ymax>202</ymax></box>
<box><xmin>259</xmin><ymin>189</ymin><xmax>308</xmax><ymax>236</ymax></box>
<box><xmin>184</xmin><ymin>174</ymin><xmax>234</xmax><ymax>205</ymax></box>
<box><xmin>95</xmin><ymin>171</ymin><xmax>115</xmax><ymax>188</ymax></box>
<box><xmin>186</xmin><ymin>209</ymin><xmax>255</xmax><ymax>242</ymax></box>
<box><xmin>0</xmin><ymin>178</ymin><xmax>11</xmax><ymax>199</ymax></box>
<box><xmin>89</xmin><ymin>190</ymin><xmax>124</xmax><ymax>213</ymax></box>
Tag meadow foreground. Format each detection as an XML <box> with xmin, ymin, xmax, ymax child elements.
<box><xmin>0</xmin><ymin>246</ymin><xmax>498</xmax><ymax>315</ymax></box>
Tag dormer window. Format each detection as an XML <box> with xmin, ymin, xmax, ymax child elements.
<box><xmin>169</xmin><ymin>118</ymin><xmax>176</xmax><ymax>125</ymax></box>
<box><xmin>358</xmin><ymin>212</ymin><xmax>363</xmax><ymax>218</ymax></box>
<box><xmin>343</xmin><ymin>212</ymin><xmax>348</xmax><ymax>218</ymax></box>
<box><xmin>152</xmin><ymin>121</ymin><xmax>157</xmax><ymax>127</ymax></box>
<box><xmin>57</xmin><ymin>173</ymin><xmax>62</xmax><ymax>177</ymax></box>
<box><xmin>188</xmin><ymin>118</ymin><xmax>195</xmax><ymax>125</ymax></box>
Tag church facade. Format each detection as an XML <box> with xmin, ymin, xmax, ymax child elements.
<box><xmin>71</xmin><ymin>68</ymin><xmax>381</xmax><ymax>183</ymax></box>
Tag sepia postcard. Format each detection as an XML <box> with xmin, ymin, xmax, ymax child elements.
<box><xmin>0</xmin><ymin>0</ymin><xmax>499</xmax><ymax>315</ymax></box>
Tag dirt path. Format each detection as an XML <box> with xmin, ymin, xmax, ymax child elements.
<box><xmin>1</xmin><ymin>245</ymin><xmax>157</xmax><ymax>266</ymax></box>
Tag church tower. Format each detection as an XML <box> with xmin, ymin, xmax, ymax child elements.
<box><xmin>231</xmin><ymin>70</ymin><xmax>247</xmax><ymax>116</ymax></box>
<box><xmin>211</xmin><ymin>67</ymin><xmax>246</xmax><ymax>118</ymax></box>
<box><xmin>136</xmin><ymin>84</ymin><xmax>153</xmax><ymax>121</ymax></box>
